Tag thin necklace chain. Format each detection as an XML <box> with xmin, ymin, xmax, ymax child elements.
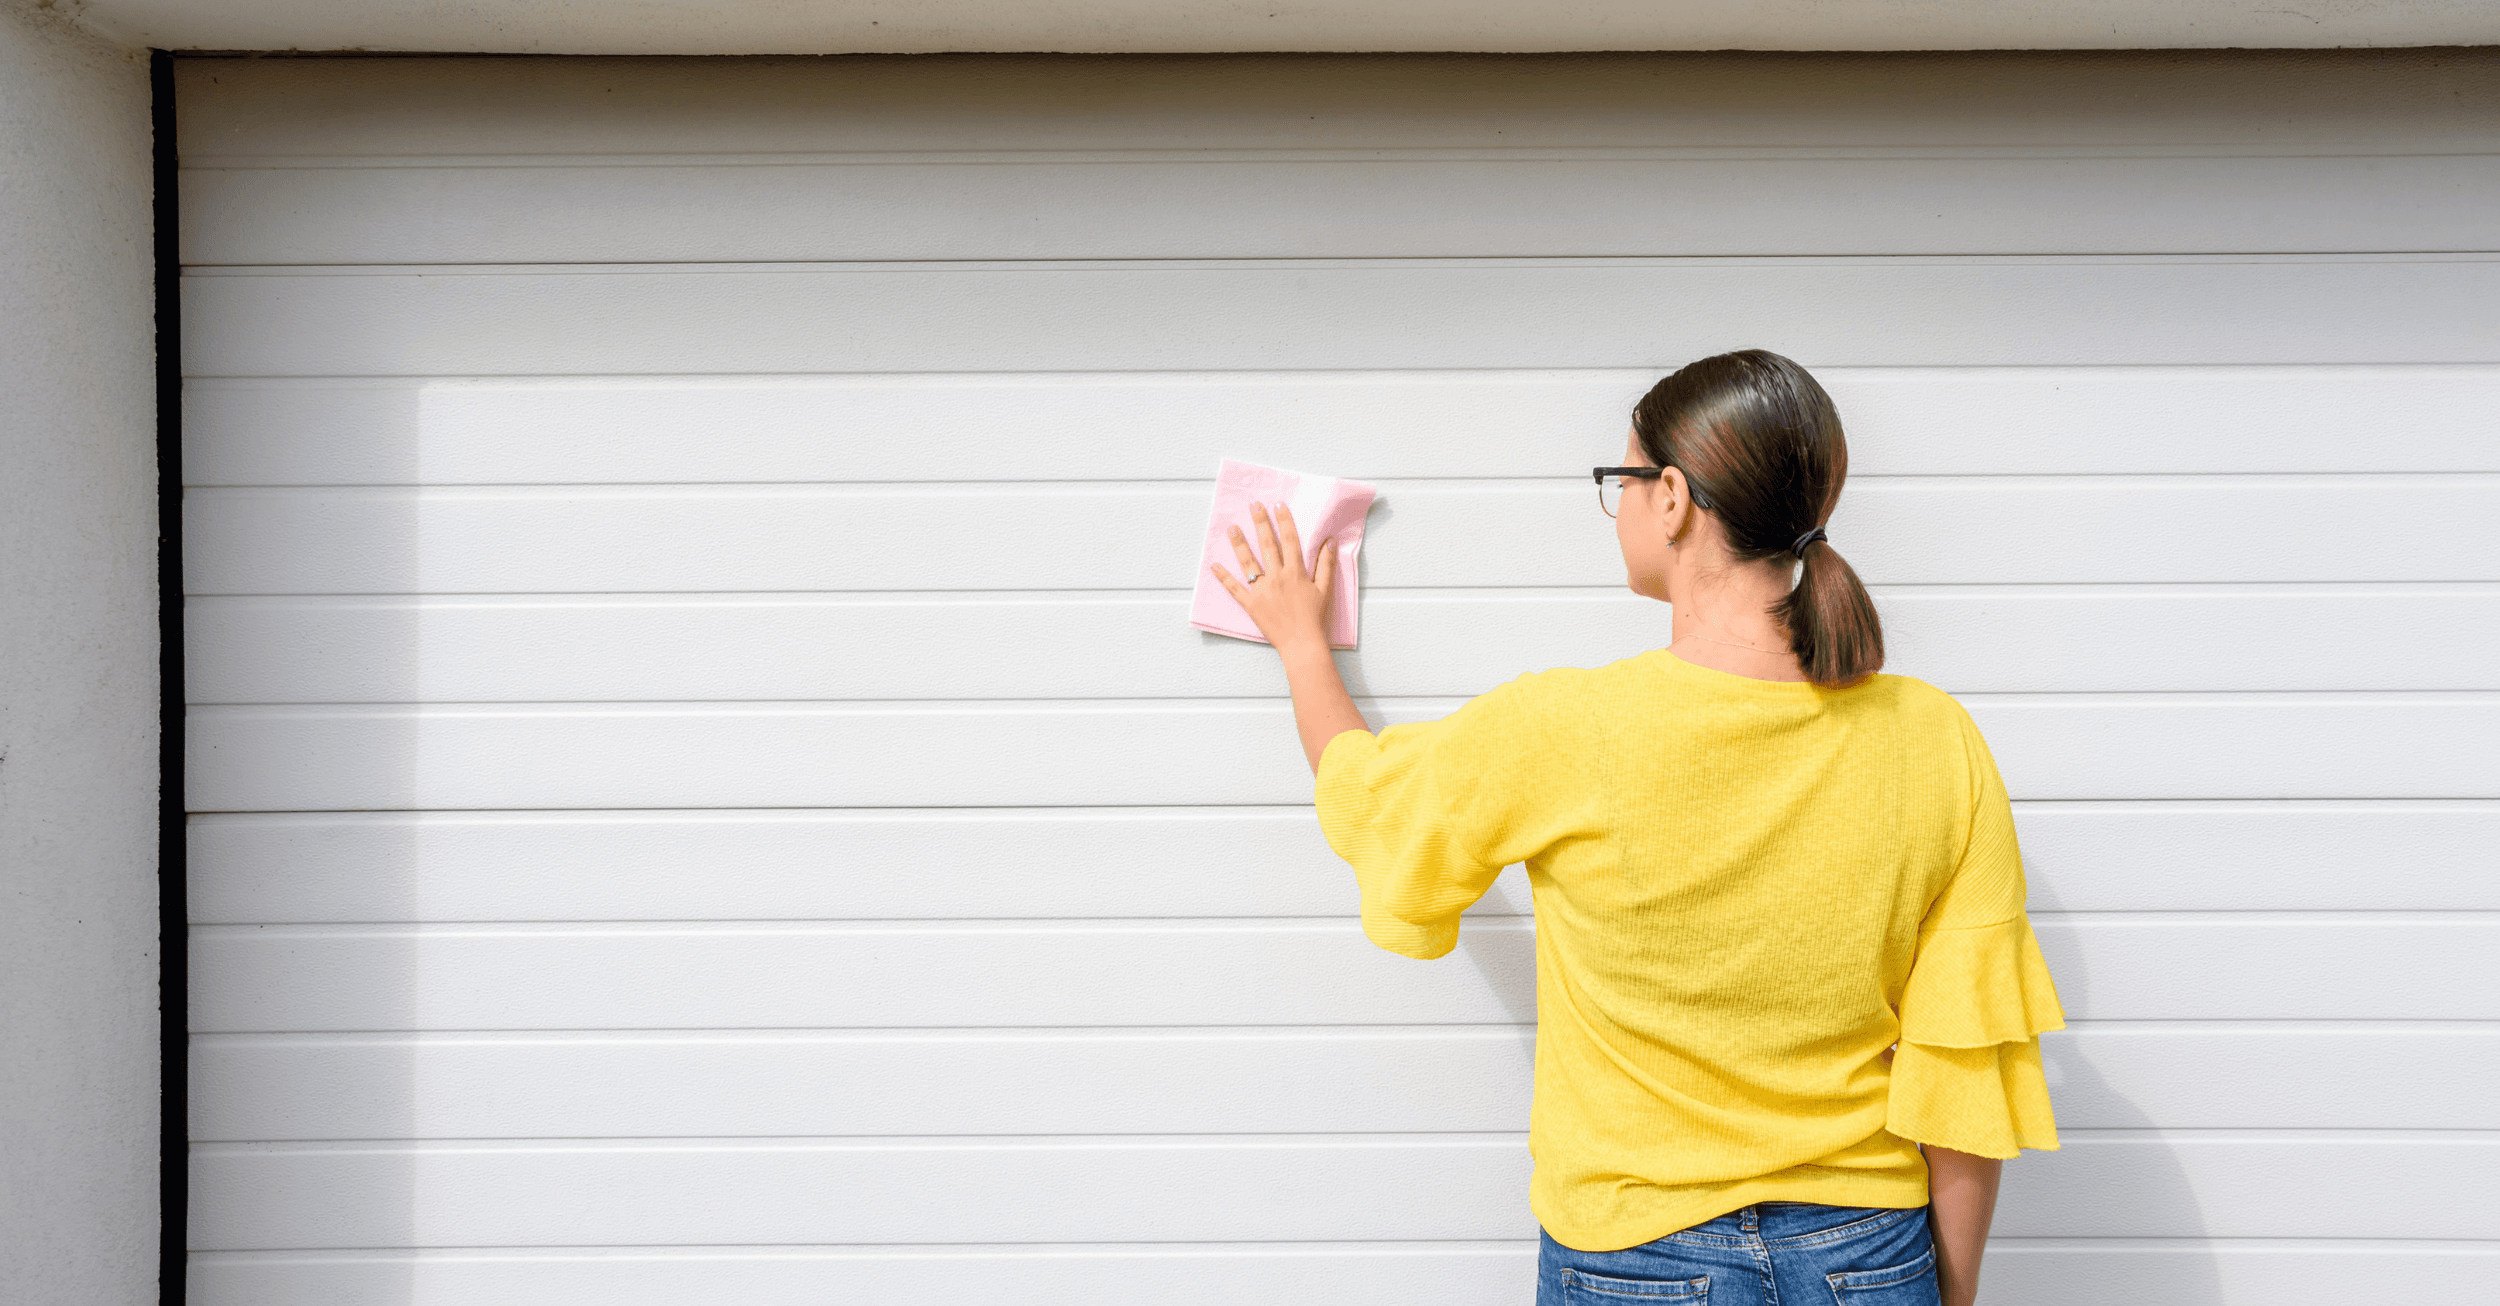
<box><xmin>1676</xmin><ymin>629</ymin><xmax>1780</xmax><ymax>654</ymax></box>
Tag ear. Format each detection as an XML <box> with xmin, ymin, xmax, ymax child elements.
<box><xmin>1655</xmin><ymin>465</ymin><xmax>1697</xmax><ymax>540</ymax></box>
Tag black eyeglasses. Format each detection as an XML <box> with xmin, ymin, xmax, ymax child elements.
<box><xmin>1593</xmin><ymin>466</ymin><xmax>1714</xmax><ymax>518</ymax></box>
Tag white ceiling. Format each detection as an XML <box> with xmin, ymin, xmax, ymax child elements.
<box><xmin>68</xmin><ymin>0</ymin><xmax>2500</xmax><ymax>54</ymax></box>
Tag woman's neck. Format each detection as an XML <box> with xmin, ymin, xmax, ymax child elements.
<box><xmin>1665</xmin><ymin>561</ymin><xmax>1809</xmax><ymax>683</ymax></box>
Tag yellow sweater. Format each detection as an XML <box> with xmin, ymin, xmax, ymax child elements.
<box><xmin>1313</xmin><ymin>648</ymin><xmax>2063</xmax><ymax>1252</ymax></box>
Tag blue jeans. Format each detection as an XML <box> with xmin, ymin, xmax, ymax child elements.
<box><xmin>1538</xmin><ymin>1202</ymin><xmax>1939</xmax><ymax>1305</ymax></box>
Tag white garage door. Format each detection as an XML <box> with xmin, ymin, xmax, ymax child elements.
<box><xmin>182</xmin><ymin>51</ymin><xmax>2500</xmax><ymax>1304</ymax></box>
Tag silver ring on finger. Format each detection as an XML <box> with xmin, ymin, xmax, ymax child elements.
<box><xmin>1244</xmin><ymin>570</ymin><xmax>1264</xmax><ymax>583</ymax></box>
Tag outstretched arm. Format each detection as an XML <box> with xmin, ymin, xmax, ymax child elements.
<box><xmin>1209</xmin><ymin>500</ymin><xmax>1369</xmax><ymax>771</ymax></box>
<box><xmin>1924</xmin><ymin>1144</ymin><xmax>2004</xmax><ymax>1306</ymax></box>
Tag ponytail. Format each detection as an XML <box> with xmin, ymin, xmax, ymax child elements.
<box><xmin>1631</xmin><ymin>349</ymin><xmax>1885</xmax><ymax>687</ymax></box>
<box><xmin>1777</xmin><ymin>536</ymin><xmax>1884</xmax><ymax>686</ymax></box>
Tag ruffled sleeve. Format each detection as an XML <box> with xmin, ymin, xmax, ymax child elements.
<box><xmin>1887</xmin><ymin>708</ymin><xmax>2067</xmax><ymax>1159</ymax></box>
<box><xmin>1313</xmin><ymin>674</ymin><xmax>1567</xmax><ymax>960</ymax></box>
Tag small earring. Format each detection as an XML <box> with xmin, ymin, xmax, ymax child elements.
<box><xmin>1664</xmin><ymin>534</ymin><xmax>1678</xmax><ymax>548</ymax></box>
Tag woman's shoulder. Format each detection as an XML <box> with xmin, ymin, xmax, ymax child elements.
<box><xmin>1855</xmin><ymin>672</ymin><xmax>1998</xmax><ymax>757</ymax></box>
<box><xmin>1861</xmin><ymin>671</ymin><xmax>1964</xmax><ymax>711</ymax></box>
<box><xmin>1461</xmin><ymin>661</ymin><xmax>1605</xmax><ymax>715</ymax></box>
<box><xmin>1436</xmin><ymin>659</ymin><xmax>1630</xmax><ymax>740</ymax></box>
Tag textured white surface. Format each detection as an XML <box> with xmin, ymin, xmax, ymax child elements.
<box><xmin>186</xmin><ymin>916</ymin><xmax>2499</xmax><ymax>1031</ymax></box>
<box><xmin>182</xmin><ymin>696</ymin><xmax>2500</xmax><ymax>809</ymax></box>
<box><xmin>181</xmin><ymin>587</ymin><xmax>2500</xmax><ymax>702</ymax></box>
<box><xmin>176</xmin><ymin>259</ymin><xmax>2500</xmax><ymax>376</ymax></box>
<box><xmin>189</xmin><ymin>1024</ymin><xmax>2500</xmax><ymax>1140</ymax></box>
<box><xmin>181</xmin><ymin>53</ymin><xmax>2500</xmax><ymax>1300</ymax></box>
<box><xmin>77</xmin><ymin>0</ymin><xmax>2500</xmax><ymax>54</ymax></box>
<box><xmin>179</xmin><ymin>477</ymin><xmax>2500</xmax><ymax>593</ymax></box>
<box><xmin>185</xmin><ymin>1240</ymin><xmax>2500</xmax><ymax>1306</ymax></box>
<box><xmin>182</xmin><ymin>368</ymin><xmax>2500</xmax><ymax>485</ymax></box>
<box><xmin>0</xmin><ymin>6</ymin><xmax>159</xmax><ymax>1303</ymax></box>
<box><xmin>181</xmin><ymin>804</ymin><xmax>2500</xmax><ymax>923</ymax></box>
<box><xmin>184</xmin><ymin>1131</ymin><xmax>2500</xmax><ymax>1247</ymax></box>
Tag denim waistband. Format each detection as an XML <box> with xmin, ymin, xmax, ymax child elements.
<box><xmin>1661</xmin><ymin>1201</ymin><xmax>1920</xmax><ymax>1250</ymax></box>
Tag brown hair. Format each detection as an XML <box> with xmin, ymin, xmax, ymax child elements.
<box><xmin>1631</xmin><ymin>349</ymin><xmax>1884</xmax><ymax>686</ymax></box>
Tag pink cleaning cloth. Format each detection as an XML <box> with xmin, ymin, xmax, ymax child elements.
<box><xmin>1190</xmin><ymin>458</ymin><xmax>1377</xmax><ymax>649</ymax></box>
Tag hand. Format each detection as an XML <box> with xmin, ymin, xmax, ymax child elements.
<box><xmin>1210</xmin><ymin>500</ymin><xmax>1338</xmax><ymax>653</ymax></box>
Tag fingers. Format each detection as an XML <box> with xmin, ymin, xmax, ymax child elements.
<box><xmin>1210</xmin><ymin>562</ymin><xmax>1245</xmax><ymax>602</ymax></box>
<box><xmin>1226</xmin><ymin>523</ymin><xmax>1261</xmax><ymax>577</ymax></box>
<box><xmin>1227</xmin><ymin>503</ymin><xmax>1332</xmax><ymax>603</ymax></box>
<box><xmin>1250</xmin><ymin>500</ymin><xmax>1284</xmax><ymax>572</ymax></box>
<box><xmin>1272</xmin><ymin>502</ymin><xmax>1306</xmax><ymax>577</ymax></box>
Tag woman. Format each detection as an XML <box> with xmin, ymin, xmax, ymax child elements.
<box><xmin>1209</xmin><ymin>349</ymin><xmax>2063</xmax><ymax>1306</ymax></box>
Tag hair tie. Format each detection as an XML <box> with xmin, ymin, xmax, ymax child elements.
<box><xmin>1791</xmin><ymin>527</ymin><xmax>1827</xmax><ymax>557</ymax></box>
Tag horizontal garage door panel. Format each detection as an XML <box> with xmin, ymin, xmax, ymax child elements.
<box><xmin>1957</xmin><ymin>1242</ymin><xmax>2499</xmax><ymax>1306</ymax></box>
<box><xmin>179</xmin><ymin>258</ymin><xmax>2500</xmax><ymax>378</ymax></box>
<box><xmin>185</xmin><ymin>586</ymin><xmax>2500</xmax><ymax>703</ymax></box>
<box><xmin>182</xmin><ymin>477</ymin><xmax>2500</xmax><ymax>595</ymax></box>
<box><xmin>182</xmin><ymin>155</ymin><xmax>2500</xmax><ymax>265</ymax></box>
<box><xmin>184</xmin><ymin>367</ymin><xmax>2500</xmax><ymax>486</ymax></box>
<box><xmin>183</xmin><ymin>1240</ymin><xmax>2500</xmax><ymax>1306</ymax></box>
<box><xmin>184</xmin><ymin>696</ymin><xmax>2500</xmax><ymax>811</ymax></box>
<box><xmin>183</xmin><ymin>802</ymin><xmax>2500</xmax><ymax>924</ymax></box>
<box><xmin>189</xmin><ymin>917</ymin><xmax>2499</xmax><ymax>1032</ymax></box>
<box><xmin>186</xmin><ymin>1133</ymin><xmax>2498</xmax><ymax>1249</ymax></box>
<box><xmin>191</xmin><ymin>1025</ymin><xmax>2500</xmax><ymax>1141</ymax></box>
<box><xmin>174</xmin><ymin>51</ymin><xmax>2500</xmax><ymax>160</ymax></box>
<box><xmin>185</xmin><ymin>1243</ymin><xmax>1548</xmax><ymax>1306</ymax></box>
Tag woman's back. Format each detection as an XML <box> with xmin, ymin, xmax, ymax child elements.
<box><xmin>1218</xmin><ymin>347</ymin><xmax>2063</xmax><ymax>1299</ymax></box>
<box><xmin>1315</xmin><ymin>647</ymin><xmax>2063</xmax><ymax>1251</ymax></box>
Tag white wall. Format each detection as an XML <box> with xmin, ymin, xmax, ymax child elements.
<box><xmin>0</xmin><ymin>3</ymin><xmax>160</xmax><ymax>1303</ymax></box>
<box><xmin>178</xmin><ymin>52</ymin><xmax>2500</xmax><ymax>1305</ymax></box>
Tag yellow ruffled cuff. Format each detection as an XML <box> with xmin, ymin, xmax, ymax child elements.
<box><xmin>1887</xmin><ymin>914</ymin><xmax>2068</xmax><ymax>1158</ymax></box>
<box><xmin>1898</xmin><ymin>914</ymin><xmax>2066</xmax><ymax>1048</ymax></box>
<box><xmin>1888</xmin><ymin>1038</ymin><xmax>2061</xmax><ymax>1158</ymax></box>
